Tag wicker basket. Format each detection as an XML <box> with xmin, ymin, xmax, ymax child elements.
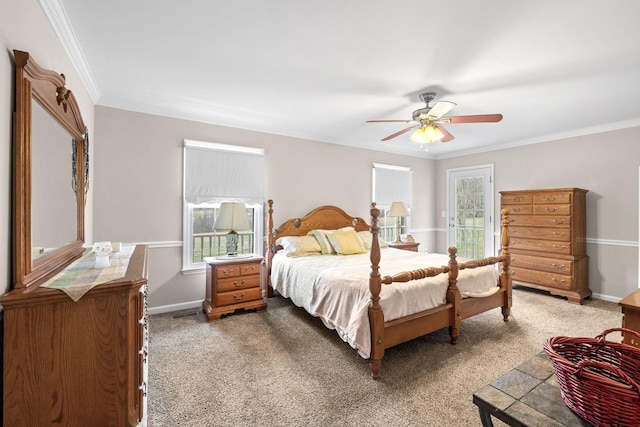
<box><xmin>544</xmin><ymin>328</ymin><xmax>640</xmax><ymax>427</ymax></box>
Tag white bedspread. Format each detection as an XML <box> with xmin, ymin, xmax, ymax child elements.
<box><xmin>270</xmin><ymin>248</ymin><xmax>500</xmax><ymax>358</ymax></box>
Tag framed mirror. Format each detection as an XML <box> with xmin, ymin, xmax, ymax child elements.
<box><xmin>13</xmin><ymin>50</ymin><xmax>87</xmax><ymax>289</ymax></box>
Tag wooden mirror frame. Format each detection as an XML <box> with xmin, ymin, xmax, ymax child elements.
<box><xmin>13</xmin><ymin>50</ymin><xmax>87</xmax><ymax>289</ymax></box>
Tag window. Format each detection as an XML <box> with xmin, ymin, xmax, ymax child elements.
<box><xmin>372</xmin><ymin>163</ymin><xmax>412</xmax><ymax>242</ymax></box>
<box><xmin>183</xmin><ymin>140</ymin><xmax>265</xmax><ymax>271</ymax></box>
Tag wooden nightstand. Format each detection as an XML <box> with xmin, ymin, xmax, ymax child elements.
<box><xmin>388</xmin><ymin>241</ymin><xmax>420</xmax><ymax>252</ymax></box>
<box><xmin>619</xmin><ymin>288</ymin><xmax>640</xmax><ymax>347</ymax></box>
<box><xmin>203</xmin><ymin>255</ymin><xmax>267</xmax><ymax>320</ymax></box>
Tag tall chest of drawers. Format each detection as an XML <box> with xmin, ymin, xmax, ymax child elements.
<box><xmin>500</xmin><ymin>188</ymin><xmax>590</xmax><ymax>304</ymax></box>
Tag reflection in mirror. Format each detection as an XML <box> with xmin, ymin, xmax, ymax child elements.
<box><xmin>31</xmin><ymin>101</ymin><xmax>78</xmax><ymax>260</ymax></box>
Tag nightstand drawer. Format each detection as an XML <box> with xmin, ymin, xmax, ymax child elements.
<box><xmin>216</xmin><ymin>287</ymin><xmax>263</xmax><ymax>307</ymax></box>
<box><xmin>217</xmin><ymin>274</ymin><xmax>260</xmax><ymax>292</ymax></box>
<box><xmin>240</xmin><ymin>262</ymin><xmax>261</xmax><ymax>276</ymax></box>
<box><xmin>216</xmin><ymin>265</ymin><xmax>240</xmax><ymax>279</ymax></box>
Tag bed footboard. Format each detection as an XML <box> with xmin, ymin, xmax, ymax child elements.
<box><xmin>368</xmin><ymin>206</ymin><xmax>511</xmax><ymax>379</ymax></box>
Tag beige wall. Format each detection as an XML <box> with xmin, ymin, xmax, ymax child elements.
<box><xmin>435</xmin><ymin>128</ymin><xmax>640</xmax><ymax>300</ymax></box>
<box><xmin>0</xmin><ymin>0</ymin><xmax>95</xmax><ymax>296</ymax></box>
<box><xmin>93</xmin><ymin>106</ymin><xmax>435</xmax><ymax>312</ymax></box>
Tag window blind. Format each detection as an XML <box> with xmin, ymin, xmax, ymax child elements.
<box><xmin>372</xmin><ymin>163</ymin><xmax>412</xmax><ymax>207</ymax></box>
<box><xmin>183</xmin><ymin>140</ymin><xmax>265</xmax><ymax>204</ymax></box>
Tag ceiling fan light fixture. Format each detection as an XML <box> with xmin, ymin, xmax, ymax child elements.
<box><xmin>410</xmin><ymin>124</ymin><xmax>443</xmax><ymax>144</ymax></box>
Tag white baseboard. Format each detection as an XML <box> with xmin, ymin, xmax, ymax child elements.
<box><xmin>148</xmin><ymin>300</ymin><xmax>202</xmax><ymax>315</ymax></box>
<box><xmin>591</xmin><ymin>293</ymin><xmax>622</xmax><ymax>303</ymax></box>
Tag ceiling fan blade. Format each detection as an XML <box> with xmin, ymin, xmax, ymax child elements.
<box><xmin>436</xmin><ymin>124</ymin><xmax>455</xmax><ymax>142</ymax></box>
<box><xmin>381</xmin><ymin>125</ymin><xmax>416</xmax><ymax>141</ymax></box>
<box><xmin>366</xmin><ymin>119</ymin><xmax>412</xmax><ymax>123</ymax></box>
<box><xmin>445</xmin><ymin>114</ymin><xmax>503</xmax><ymax>124</ymax></box>
<box><xmin>426</xmin><ymin>101</ymin><xmax>457</xmax><ymax>120</ymax></box>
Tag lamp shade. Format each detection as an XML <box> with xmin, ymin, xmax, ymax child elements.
<box><xmin>214</xmin><ymin>201</ymin><xmax>251</xmax><ymax>232</ymax></box>
<box><xmin>389</xmin><ymin>201</ymin><xmax>409</xmax><ymax>217</ymax></box>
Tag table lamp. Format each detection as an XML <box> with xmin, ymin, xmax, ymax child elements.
<box><xmin>389</xmin><ymin>201</ymin><xmax>409</xmax><ymax>243</ymax></box>
<box><xmin>214</xmin><ymin>201</ymin><xmax>251</xmax><ymax>256</ymax></box>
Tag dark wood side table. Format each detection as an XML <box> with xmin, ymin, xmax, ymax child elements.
<box><xmin>473</xmin><ymin>352</ymin><xmax>591</xmax><ymax>426</ymax></box>
<box><xmin>388</xmin><ymin>241</ymin><xmax>420</xmax><ymax>252</ymax></box>
<box><xmin>203</xmin><ymin>255</ymin><xmax>267</xmax><ymax>320</ymax></box>
<box><xmin>619</xmin><ymin>288</ymin><xmax>640</xmax><ymax>347</ymax></box>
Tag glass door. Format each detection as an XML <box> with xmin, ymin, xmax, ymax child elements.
<box><xmin>447</xmin><ymin>165</ymin><xmax>494</xmax><ymax>258</ymax></box>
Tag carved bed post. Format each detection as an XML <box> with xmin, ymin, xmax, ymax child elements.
<box><xmin>500</xmin><ymin>209</ymin><xmax>512</xmax><ymax>321</ymax></box>
<box><xmin>446</xmin><ymin>246</ymin><xmax>461</xmax><ymax>344</ymax></box>
<box><xmin>265</xmin><ymin>199</ymin><xmax>275</xmax><ymax>297</ymax></box>
<box><xmin>368</xmin><ymin>203</ymin><xmax>384</xmax><ymax>379</ymax></box>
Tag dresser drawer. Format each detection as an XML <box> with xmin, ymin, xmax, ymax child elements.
<box><xmin>502</xmin><ymin>205</ymin><xmax>532</xmax><ymax>215</ymax></box>
<box><xmin>533</xmin><ymin>204</ymin><xmax>571</xmax><ymax>215</ymax></box>
<box><xmin>217</xmin><ymin>274</ymin><xmax>261</xmax><ymax>292</ymax></box>
<box><xmin>502</xmin><ymin>194</ymin><xmax>533</xmax><ymax>204</ymax></box>
<box><xmin>511</xmin><ymin>239</ymin><xmax>572</xmax><ymax>255</ymax></box>
<box><xmin>509</xmin><ymin>226</ymin><xmax>570</xmax><ymax>241</ymax></box>
<box><xmin>511</xmin><ymin>267</ymin><xmax>573</xmax><ymax>290</ymax></box>
<box><xmin>509</xmin><ymin>215</ymin><xmax>571</xmax><ymax>228</ymax></box>
<box><xmin>510</xmin><ymin>253</ymin><xmax>574</xmax><ymax>275</ymax></box>
<box><xmin>534</xmin><ymin>192</ymin><xmax>571</xmax><ymax>204</ymax></box>
<box><xmin>216</xmin><ymin>287</ymin><xmax>263</xmax><ymax>307</ymax></box>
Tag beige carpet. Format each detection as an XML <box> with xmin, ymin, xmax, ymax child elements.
<box><xmin>147</xmin><ymin>287</ymin><xmax>622</xmax><ymax>426</ymax></box>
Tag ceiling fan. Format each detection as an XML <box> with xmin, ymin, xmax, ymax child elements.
<box><xmin>367</xmin><ymin>92</ymin><xmax>503</xmax><ymax>144</ymax></box>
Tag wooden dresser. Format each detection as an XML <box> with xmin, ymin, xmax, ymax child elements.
<box><xmin>203</xmin><ymin>255</ymin><xmax>267</xmax><ymax>320</ymax></box>
<box><xmin>500</xmin><ymin>188</ymin><xmax>590</xmax><ymax>304</ymax></box>
<box><xmin>2</xmin><ymin>245</ymin><xmax>149</xmax><ymax>426</ymax></box>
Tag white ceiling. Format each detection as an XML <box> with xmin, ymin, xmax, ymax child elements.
<box><xmin>47</xmin><ymin>0</ymin><xmax>640</xmax><ymax>159</ymax></box>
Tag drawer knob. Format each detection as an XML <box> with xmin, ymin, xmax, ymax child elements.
<box><xmin>552</xmin><ymin>245</ymin><xmax>566</xmax><ymax>250</ymax></box>
<box><xmin>552</xmin><ymin>232</ymin><xmax>565</xmax><ymax>237</ymax></box>
<box><xmin>551</xmin><ymin>278</ymin><xmax>565</xmax><ymax>284</ymax></box>
<box><xmin>233</xmin><ymin>280</ymin><xmax>246</xmax><ymax>287</ymax></box>
<box><xmin>545</xmin><ymin>207</ymin><xmax>557</xmax><ymax>212</ymax></box>
<box><xmin>546</xmin><ymin>196</ymin><xmax>556</xmax><ymax>201</ymax></box>
<box><xmin>552</xmin><ymin>219</ymin><xmax>565</xmax><ymax>224</ymax></box>
<box><xmin>512</xmin><ymin>207</ymin><xmax>521</xmax><ymax>212</ymax></box>
<box><xmin>513</xmin><ymin>197</ymin><xmax>523</xmax><ymax>202</ymax></box>
<box><xmin>551</xmin><ymin>263</ymin><xmax>566</xmax><ymax>269</ymax></box>
<box><xmin>233</xmin><ymin>293</ymin><xmax>246</xmax><ymax>301</ymax></box>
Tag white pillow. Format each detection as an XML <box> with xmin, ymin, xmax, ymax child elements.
<box><xmin>276</xmin><ymin>235</ymin><xmax>322</xmax><ymax>257</ymax></box>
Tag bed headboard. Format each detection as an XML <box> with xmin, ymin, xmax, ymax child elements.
<box><xmin>268</xmin><ymin>200</ymin><xmax>370</xmax><ymax>243</ymax></box>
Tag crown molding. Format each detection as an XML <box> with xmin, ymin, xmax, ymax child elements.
<box><xmin>39</xmin><ymin>0</ymin><xmax>101</xmax><ymax>102</ymax></box>
<box><xmin>433</xmin><ymin>118</ymin><xmax>640</xmax><ymax>160</ymax></box>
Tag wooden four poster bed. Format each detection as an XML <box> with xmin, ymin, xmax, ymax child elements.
<box><xmin>266</xmin><ymin>201</ymin><xmax>512</xmax><ymax>378</ymax></box>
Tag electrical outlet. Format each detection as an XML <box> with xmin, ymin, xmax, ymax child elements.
<box><xmin>441</xmin><ymin>210</ymin><xmax>446</xmax><ymax>218</ymax></box>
